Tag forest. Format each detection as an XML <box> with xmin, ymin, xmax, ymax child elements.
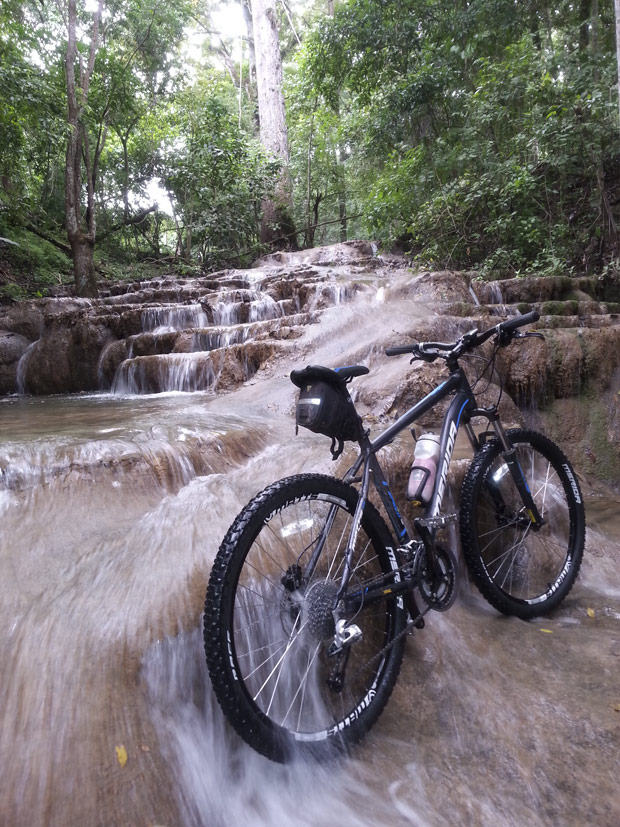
<box><xmin>1</xmin><ymin>0</ymin><xmax>620</xmax><ymax>299</ymax></box>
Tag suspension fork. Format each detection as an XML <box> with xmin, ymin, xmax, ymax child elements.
<box><xmin>489</xmin><ymin>416</ymin><xmax>544</xmax><ymax>528</ymax></box>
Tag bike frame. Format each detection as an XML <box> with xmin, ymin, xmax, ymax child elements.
<box><xmin>316</xmin><ymin>362</ymin><xmax>543</xmax><ymax>608</ymax></box>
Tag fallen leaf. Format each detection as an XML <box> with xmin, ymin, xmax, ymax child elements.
<box><xmin>540</xmin><ymin>628</ymin><xmax>553</xmax><ymax>634</ymax></box>
<box><xmin>613</xmin><ymin>704</ymin><xmax>620</xmax><ymax>712</ymax></box>
<box><xmin>140</xmin><ymin>744</ymin><xmax>150</xmax><ymax>753</ymax></box>
<box><xmin>116</xmin><ymin>745</ymin><xmax>128</xmax><ymax>768</ymax></box>
<box><xmin>587</xmin><ymin>608</ymin><xmax>595</xmax><ymax>618</ymax></box>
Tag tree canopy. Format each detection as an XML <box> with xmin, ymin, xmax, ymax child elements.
<box><xmin>298</xmin><ymin>0</ymin><xmax>620</xmax><ymax>275</ymax></box>
<box><xmin>1</xmin><ymin>0</ymin><xmax>619</xmax><ymax>297</ymax></box>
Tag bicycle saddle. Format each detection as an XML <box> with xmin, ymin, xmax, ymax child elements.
<box><xmin>290</xmin><ymin>364</ymin><xmax>369</xmax><ymax>387</ymax></box>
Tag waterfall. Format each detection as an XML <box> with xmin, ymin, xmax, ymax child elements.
<box><xmin>490</xmin><ymin>282</ymin><xmax>503</xmax><ymax>304</ymax></box>
<box><xmin>468</xmin><ymin>285</ymin><xmax>481</xmax><ymax>306</ymax></box>
<box><xmin>112</xmin><ymin>353</ymin><xmax>218</xmax><ymax>395</ymax></box>
<box><xmin>141</xmin><ymin>305</ymin><xmax>209</xmax><ymax>333</ymax></box>
<box><xmin>249</xmin><ymin>295</ymin><xmax>283</xmax><ymax>322</ymax></box>
<box><xmin>212</xmin><ymin>301</ymin><xmax>240</xmax><ymax>326</ymax></box>
<box><xmin>16</xmin><ymin>340</ymin><xmax>39</xmax><ymax>394</ymax></box>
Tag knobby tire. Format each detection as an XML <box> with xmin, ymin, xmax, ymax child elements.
<box><xmin>204</xmin><ymin>473</ymin><xmax>407</xmax><ymax>762</ymax></box>
<box><xmin>460</xmin><ymin>429</ymin><xmax>585</xmax><ymax>618</ymax></box>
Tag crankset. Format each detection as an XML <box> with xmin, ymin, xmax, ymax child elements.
<box><xmin>415</xmin><ymin>543</ymin><xmax>457</xmax><ymax>612</ymax></box>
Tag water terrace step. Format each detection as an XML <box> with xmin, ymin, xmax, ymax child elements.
<box><xmin>111</xmin><ymin>341</ymin><xmax>278</xmax><ymax>395</ymax></box>
<box><xmin>471</xmin><ymin>273</ymin><xmax>620</xmax><ymax>305</ymax></box>
<box><xmin>0</xmin><ymin>242</ymin><xmax>397</xmax><ymax>395</ymax></box>
<box><xmin>444</xmin><ymin>299</ymin><xmax>620</xmax><ymax>320</ymax></box>
<box><xmin>98</xmin><ymin>312</ymin><xmax>316</xmax><ymax>388</ymax></box>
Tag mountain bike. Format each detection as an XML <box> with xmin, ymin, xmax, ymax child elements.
<box><xmin>203</xmin><ymin>310</ymin><xmax>585</xmax><ymax>762</ymax></box>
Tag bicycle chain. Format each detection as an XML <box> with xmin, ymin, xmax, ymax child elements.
<box><xmin>334</xmin><ymin>604</ymin><xmax>429</xmax><ymax>689</ymax></box>
<box><xmin>344</xmin><ymin>556</ymin><xmax>417</xmax><ymax>604</ymax></box>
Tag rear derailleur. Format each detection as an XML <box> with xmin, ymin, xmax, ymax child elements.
<box><xmin>326</xmin><ymin>619</ymin><xmax>362</xmax><ymax>693</ymax></box>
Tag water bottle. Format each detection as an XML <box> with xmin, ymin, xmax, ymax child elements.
<box><xmin>407</xmin><ymin>433</ymin><xmax>441</xmax><ymax>504</ymax></box>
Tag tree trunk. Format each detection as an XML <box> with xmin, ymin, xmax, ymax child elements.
<box><xmin>579</xmin><ymin>0</ymin><xmax>592</xmax><ymax>50</ymax></box>
<box><xmin>335</xmin><ymin>144</ymin><xmax>347</xmax><ymax>242</ymax></box>
<box><xmin>250</xmin><ymin>0</ymin><xmax>296</xmax><ymax>247</ymax></box>
<box><xmin>63</xmin><ymin>0</ymin><xmax>103</xmax><ymax>298</ymax></box>
<box><xmin>71</xmin><ymin>233</ymin><xmax>97</xmax><ymax>298</ymax></box>
<box><xmin>328</xmin><ymin>3</ymin><xmax>348</xmax><ymax>245</ymax></box>
<box><xmin>241</xmin><ymin>0</ymin><xmax>257</xmax><ymax>86</ymax></box>
<box><xmin>615</xmin><ymin>0</ymin><xmax>620</xmax><ymax>127</ymax></box>
<box><xmin>338</xmin><ymin>188</ymin><xmax>347</xmax><ymax>242</ymax></box>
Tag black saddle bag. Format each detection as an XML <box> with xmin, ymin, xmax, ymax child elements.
<box><xmin>291</xmin><ymin>365</ymin><xmax>363</xmax><ymax>459</ymax></box>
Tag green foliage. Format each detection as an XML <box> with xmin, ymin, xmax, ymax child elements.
<box><xmin>0</xmin><ymin>0</ymin><xmax>284</xmax><ymax>280</ymax></box>
<box><xmin>297</xmin><ymin>0</ymin><xmax>620</xmax><ymax>275</ymax></box>
<box><xmin>4</xmin><ymin>0</ymin><xmax>620</xmax><ymax>288</ymax></box>
<box><xmin>0</xmin><ymin>225</ymin><xmax>71</xmax><ymax>298</ymax></box>
<box><xmin>0</xmin><ymin>3</ymin><xmax>66</xmax><ymax>223</ymax></box>
<box><xmin>164</xmin><ymin>85</ymin><xmax>281</xmax><ymax>266</ymax></box>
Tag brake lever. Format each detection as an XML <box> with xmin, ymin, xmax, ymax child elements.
<box><xmin>515</xmin><ymin>330</ymin><xmax>545</xmax><ymax>341</ymax></box>
<box><xmin>410</xmin><ymin>350</ymin><xmax>438</xmax><ymax>364</ymax></box>
<box><xmin>409</xmin><ymin>345</ymin><xmax>421</xmax><ymax>365</ymax></box>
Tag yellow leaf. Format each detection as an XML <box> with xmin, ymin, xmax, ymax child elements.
<box><xmin>540</xmin><ymin>628</ymin><xmax>553</xmax><ymax>634</ymax></box>
<box><xmin>587</xmin><ymin>608</ymin><xmax>595</xmax><ymax>618</ymax></box>
<box><xmin>116</xmin><ymin>745</ymin><xmax>127</xmax><ymax>768</ymax></box>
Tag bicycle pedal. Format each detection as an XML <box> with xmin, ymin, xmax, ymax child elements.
<box><xmin>406</xmin><ymin>616</ymin><xmax>425</xmax><ymax>633</ymax></box>
<box><xmin>414</xmin><ymin>513</ymin><xmax>457</xmax><ymax>529</ymax></box>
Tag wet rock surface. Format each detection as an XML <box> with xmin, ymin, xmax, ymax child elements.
<box><xmin>0</xmin><ymin>242</ymin><xmax>378</xmax><ymax>395</ymax></box>
<box><xmin>0</xmin><ymin>238</ymin><xmax>619</xmax><ymax>492</ymax></box>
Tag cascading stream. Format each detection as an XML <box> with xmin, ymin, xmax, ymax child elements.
<box><xmin>2</xmin><ymin>391</ymin><xmax>619</xmax><ymax>827</ymax></box>
<box><xmin>2</xmin><ymin>246</ymin><xmax>620</xmax><ymax>826</ymax></box>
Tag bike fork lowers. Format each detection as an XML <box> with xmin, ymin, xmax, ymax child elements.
<box><xmin>489</xmin><ymin>416</ymin><xmax>544</xmax><ymax>529</ymax></box>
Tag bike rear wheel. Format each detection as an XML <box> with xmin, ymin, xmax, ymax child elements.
<box><xmin>460</xmin><ymin>429</ymin><xmax>585</xmax><ymax>618</ymax></box>
<box><xmin>204</xmin><ymin>473</ymin><xmax>406</xmax><ymax>762</ymax></box>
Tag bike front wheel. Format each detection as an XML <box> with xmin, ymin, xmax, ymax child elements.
<box><xmin>204</xmin><ymin>473</ymin><xmax>406</xmax><ymax>762</ymax></box>
<box><xmin>460</xmin><ymin>429</ymin><xmax>585</xmax><ymax>619</ymax></box>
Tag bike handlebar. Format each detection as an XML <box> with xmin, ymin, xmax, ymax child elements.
<box><xmin>385</xmin><ymin>310</ymin><xmax>540</xmax><ymax>362</ymax></box>
<box><xmin>471</xmin><ymin>310</ymin><xmax>539</xmax><ymax>347</ymax></box>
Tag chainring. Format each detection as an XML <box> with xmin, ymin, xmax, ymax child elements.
<box><xmin>415</xmin><ymin>543</ymin><xmax>457</xmax><ymax>612</ymax></box>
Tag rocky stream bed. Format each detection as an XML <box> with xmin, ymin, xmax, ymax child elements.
<box><xmin>1</xmin><ymin>242</ymin><xmax>620</xmax><ymax>826</ymax></box>
<box><xmin>2</xmin><ymin>240</ymin><xmax>620</xmax><ymax>485</ymax></box>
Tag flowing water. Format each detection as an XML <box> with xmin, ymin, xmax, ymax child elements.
<box><xmin>2</xmin><ymin>274</ymin><xmax>620</xmax><ymax>826</ymax></box>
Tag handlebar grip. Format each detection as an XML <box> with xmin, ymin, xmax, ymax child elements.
<box><xmin>499</xmin><ymin>310</ymin><xmax>540</xmax><ymax>333</ymax></box>
<box><xmin>385</xmin><ymin>345</ymin><xmax>416</xmax><ymax>356</ymax></box>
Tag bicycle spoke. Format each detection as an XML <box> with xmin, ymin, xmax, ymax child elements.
<box><xmin>243</xmin><ymin>640</ymin><xmax>290</xmax><ymax>680</ymax></box>
<box><xmin>254</xmin><ymin>612</ymin><xmax>306</xmax><ymax>705</ymax></box>
<box><xmin>236</xmin><ymin>637</ymin><xmax>289</xmax><ymax>660</ymax></box>
<box><xmin>234</xmin><ymin>606</ymin><xmax>282</xmax><ymax>634</ymax></box>
<box><xmin>281</xmin><ymin>640</ymin><xmax>323</xmax><ymax>728</ymax></box>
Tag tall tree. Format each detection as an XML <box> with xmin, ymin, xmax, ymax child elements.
<box><xmin>615</xmin><ymin>0</ymin><xmax>620</xmax><ymax>125</ymax></box>
<box><xmin>56</xmin><ymin>0</ymin><xmax>192</xmax><ymax>295</ymax></box>
<box><xmin>300</xmin><ymin>0</ymin><xmax>620</xmax><ymax>273</ymax></box>
<box><xmin>250</xmin><ymin>0</ymin><xmax>295</xmax><ymax>245</ymax></box>
<box><xmin>61</xmin><ymin>0</ymin><xmax>103</xmax><ymax>297</ymax></box>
